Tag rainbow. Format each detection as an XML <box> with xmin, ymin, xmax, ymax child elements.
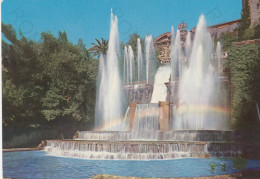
<box><xmin>174</xmin><ymin>105</ymin><xmax>230</xmax><ymax>115</ymax></box>
<box><xmin>95</xmin><ymin>105</ymin><xmax>230</xmax><ymax>131</ymax></box>
<box><xmin>94</xmin><ymin>117</ymin><xmax>126</xmax><ymax>131</ymax></box>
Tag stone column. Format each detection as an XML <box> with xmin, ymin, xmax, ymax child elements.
<box><xmin>129</xmin><ymin>103</ymin><xmax>137</xmax><ymax>131</ymax></box>
<box><xmin>159</xmin><ymin>101</ymin><xmax>170</xmax><ymax>131</ymax></box>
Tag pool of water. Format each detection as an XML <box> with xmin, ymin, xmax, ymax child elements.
<box><xmin>3</xmin><ymin>151</ymin><xmax>260</xmax><ymax>179</ymax></box>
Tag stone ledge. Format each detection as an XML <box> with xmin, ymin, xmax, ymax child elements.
<box><xmin>2</xmin><ymin>147</ymin><xmax>41</xmax><ymax>152</ymax></box>
<box><xmin>90</xmin><ymin>169</ymin><xmax>260</xmax><ymax>179</ymax></box>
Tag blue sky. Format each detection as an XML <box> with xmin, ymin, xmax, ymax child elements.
<box><xmin>2</xmin><ymin>0</ymin><xmax>242</xmax><ymax>47</ymax></box>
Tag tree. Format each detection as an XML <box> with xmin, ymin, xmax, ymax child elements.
<box><xmin>220</xmin><ymin>32</ymin><xmax>238</xmax><ymax>51</ymax></box>
<box><xmin>124</xmin><ymin>33</ymin><xmax>144</xmax><ymax>57</ymax></box>
<box><xmin>89</xmin><ymin>38</ymin><xmax>108</xmax><ymax>57</ymax></box>
<box><xmin>238</xmin><ymin>0</ymin><xmax>252</xmax><ymax>40</ymax></box>
<box><xmin>2</xmin><ymin>23</ymin><xmax>98</xmax><ymax>131</ymax></box>
<box><xmin>2</xmin><ymin>23</ymin><xmax>46</xmax><ymax>127</ymax></box>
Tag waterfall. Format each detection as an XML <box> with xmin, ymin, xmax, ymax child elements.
<box><xmin>77</xmin><ymin>130</ymin><xmax>237</xmax><ymax>142</ymax></box>
<box><xmin>150</xmin><ymin>65</ymin><xmax>171</xmax><ymax>103</ymax></box>
<box><xmin>45</xmin><ymin>130</ymin><xmax>242</xmax><ymax>160</ymax></box>
<box><xmin>131</xmin><ymin>103</ymin><xmax>160</xmax><ymax>140</ymax></box>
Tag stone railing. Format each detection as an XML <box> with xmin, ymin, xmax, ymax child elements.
<box><xmin>160</xmin><ymin>52</ymin><xmax>228</xmax><ymax>64</ymax></box>
<box><xmin>233</xmin><ymin>38</ymin><xmax>260</xmax><ymax>45</ymax></box>
<box><xmin>210</xmin><ymin>51</ymin><xmax>228</xmax><ymax>59</ymax></box>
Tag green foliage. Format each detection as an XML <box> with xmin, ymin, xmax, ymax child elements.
<box><xmin>220</xmin><ymin>32</ymin><xmax>238</xmax><ymax>51</ymax></box>
<box><xmin>233</xmin><ymin>158</ymin><xmax>248</xmax><ymax>169</ymax></box>
<box><xmin>2</xmin><ymin>23</ymin><xmax>98</xmax><ymax>132</ymax></box>
<box><xmin>220</xmin><ymin>163</ymin><xmax>226</xmax><ymax>171</ymax></box>
<box><xmin>210</xmin><ymin>163</ymin><xmax>217</xmax><ymax>171</ymax></box>
<box><xmin>124</xmin><ymin>33</ymin><xmax>145</xmax><ymax>57</ymax></box>
<box><xmin>225</xmin><ymin>44</ymin><xmax>260</xmax><ymax>135</ymax></box>
<box><xmin>254</xmin><ymin>24</ymin><xmax>260</xmax><ymax>39</ymax></box>
<box><xmin>237</xmin><ymin>1</ymin><xmax>260</xmax><ymax>41</ymax></box>
<box><xmin>2</xmin><ymin>22</ymin><xmax>18</xmax><ymax>44</ymax></box>
<box><xmin>241</xmin><ymin>27</ymin><xmax>255</xmax><ymax>40</ymax></box>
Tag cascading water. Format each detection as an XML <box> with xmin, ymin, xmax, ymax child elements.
<box><xmin>94</xmin><ymin>10</ymin><xmax>125</xmax><ymax>131</ymax></box>
<box><xmin>131</xmin><ymin>103</ymin><xmax>160</xmax><ymax>140</ymax></box>
<box><xmin>150</xmin><ymin>65</ymin><xmax>171</xmax><ymax>103</ymax></box>
<box><xmin>45</xmin><ymin>129</ymin><xmax>242</xmax><ymax>160</ymax></box>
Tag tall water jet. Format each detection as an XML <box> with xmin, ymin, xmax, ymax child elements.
<box><xmin>137</xmin><ymin>38</ymin><xmax>143</xmax><ymax>82</ymax></box>
<box><xmin>145</xmin><ymin>35</ymin><xmax>157</xmax><ymax>84</ymax></box>
<box><xmin>124</xmin><ymin>46</ymin><xmax>129</xmax><ymax>85</ymax></box>
<box><xmin>173</xmin><ymin>15</ymin><xmax>226</xmax><ymax>130</ymax></box>
<box><xmin>128</xmin><ymin>45</ymin><xmax>135</xmax><ymax>84</ymax></box>
<box><xmin>95</xmin><ymin>10</ymin><xmax>125</xmax><ymax>131</ymax></box>
<box><xmin>185</xmin><ymin>31</ymin><xmax>192</xmax><ymax>58</ymax></box>
<box><xmin>171</xmin><ymin>26</ymin><xmax>175</xmax><ymax>43</ymax></box>
<box><xmin>171</xmin><ymin>30</ymin><xmax>181</xmax><ymax>81</ymax></box>
<box><xmin>216</xmin><ymin>41</ymin><xmax>221</xmax><ymax>74</ymax></box>
<box><xmin>150</xmin><ymin>65</ymin><xmax>171</xmax><ymax>103</ymax></box>
<box><xmin>95</xmin><ymin>55</ymin><xmax>106</xmax><ymax>129</ymax></box>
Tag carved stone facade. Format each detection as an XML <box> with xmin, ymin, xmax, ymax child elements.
<box><xmin>155</xmin><ymin>20</ymin><xmax>239</xmax><ymax>63</ymax></box>
<box><xmin>154</xmin><ymin>21</ymin><xmax>189</xmax><ymax>63</ymax></box>
<box><xmin>124</xmin><ymin>84</ymin><xmax>153</xmax><ymax>104</ymax></box>
<box><xmin>154</xmin><ymin>32</ymin><xmax>171</xmax><ymax>63</ymax></box>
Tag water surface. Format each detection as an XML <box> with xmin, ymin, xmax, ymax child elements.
<box><xmin>3</xmin><ymin>151</ymin><xmax>260</xmax><ymax>179</ymax></box>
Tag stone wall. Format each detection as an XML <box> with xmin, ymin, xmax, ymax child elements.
<box><xmin>249</xmin><ymin>0</ymin><xmax>260</xmax><ymax>27</ymax></box>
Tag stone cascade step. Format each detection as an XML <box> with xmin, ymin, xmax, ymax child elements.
<box><xmin>44</xmin><ymin>140</ymin><xmax>242</xmax><ymax>160</ymax></box>
<box><xmin>77</xmin><ymin>130</ymin><xmax>240</xmax><ymax>142</ymax></box>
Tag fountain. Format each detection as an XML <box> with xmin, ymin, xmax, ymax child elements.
<box><xmin>150</xmin><ymin>65</ymin><xmax>171</xmax><ymax>103</ymax></box>
<box><xmin>94</xmin><ymin>10</ymin><xmax>126</xmax><ymax>131</ymax></box>
<box><xmin>145</xmin><ymin>35</ymin><xmax>157</xmax><ymax>84</ymax></box>
<box><xmin>172</xmin><ymin>15</ymin><xmax>229</xmax><ymax>130</ymax></box>
<box><xmin>137</xmin><ymin>38</ymin><xmax>143</xmax><ymax>82</ymax></box>
<box><xmin>45</xmin><ymin>11</ymin><xmax>243</xmax><ymax>160</ymax></box>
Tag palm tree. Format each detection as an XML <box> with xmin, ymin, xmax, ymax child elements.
<box><xmin>89</xmin><ymin>38</ymin><xmax>108</xmax><ymax>57</ymax></box>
